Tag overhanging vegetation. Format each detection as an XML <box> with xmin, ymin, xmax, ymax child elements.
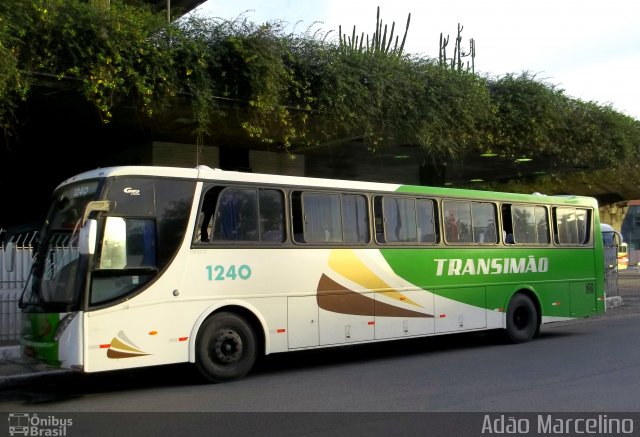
<box><xmin>1</xmin><ymin>0</ymin><xmax>638</xmax><ymax>181</ymax></box>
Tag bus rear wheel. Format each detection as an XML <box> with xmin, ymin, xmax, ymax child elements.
<box><xmin>505</xmin><ymin>293</ymin><xmax>539</xmax><ymax>344</ymax></box>
<box><xmin>195</xmin><ymin>312</ymin><xmax>257</xmax><ymax>383</ymax></box>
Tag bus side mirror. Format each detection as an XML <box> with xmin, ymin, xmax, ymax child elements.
<box><xmin>79</xmin><ymin>219</ymin><xmax>98</xmax><ymax>255</ymax></box>
<box><xmin>3</xmin><ymin>242</ymin><xmax>16</xmax><ymax>272</ymax></box>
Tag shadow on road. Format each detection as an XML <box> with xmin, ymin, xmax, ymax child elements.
<box><xmin>0</xmin><ymin>326</ymin><xmax>583</xmax><ymax>406</ymax></box>
<box><xmin>8</xmin><ymin>284</ymin><xmax>640</xmax><ymax>407</ymax></box>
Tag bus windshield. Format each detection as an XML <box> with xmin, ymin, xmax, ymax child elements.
<box><xmin>20</xmin><ymin>181</ymin><xmax>101</xmax><ymax>312</ymax></box>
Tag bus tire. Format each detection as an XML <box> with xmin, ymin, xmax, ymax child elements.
<box><xmin>505</xmin><ymin>293</ymin><xmax>538</xmax><ymax>344</ymax></box>
<box><xmin>195</xmin><ymin>312</ymin><xmax>257</xmax><ymax>383</ymax></box>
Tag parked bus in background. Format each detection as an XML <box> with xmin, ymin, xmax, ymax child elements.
<box><xmin>19</xmin><ymin>166</ymin><xmax>606</xmax><ymax>382</ymax></box>
<box><xmin>602</xmin><ymin>223</ymin><xmax>621</xmax><ymax>270</ymax></box>
<box><xmin>618</xmin><ymin>242</ymin><xmax>629</xmax><ymax>270</ymax></box>
<box><xmin>601</xmin><ymin>223</ymin><xmax>627</xmax><ymax>271</ymax></box>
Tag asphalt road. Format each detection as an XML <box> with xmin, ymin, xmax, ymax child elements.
<box><xmin>1</xmin><ymin>303</ymin><xmax>640</xmax><ymax>413</ymax></box>
<box><xmin>2</xmin><ymin>300</ymin><xmax>640</xmax><ymax>436</ymax></box>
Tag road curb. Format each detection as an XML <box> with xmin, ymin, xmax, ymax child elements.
<box><xmin>0</xmin><ymin>368</ymin><xmax>73</xmax><ymax>390</ymax></box>
<box><xmin>606</xmin><ymin>295</ymin><xmax>624</xmax><ymax>309</ymax></box>
<box><xmin>0</xmin><ymin>345</ymin><xmax>20</xmax><ymax>361</ymax></box>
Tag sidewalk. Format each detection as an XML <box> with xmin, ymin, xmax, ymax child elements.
<box><xmin>0</xmin><ymin>345</ymin><xmax>72</xmax><ymax>389</ymax></box>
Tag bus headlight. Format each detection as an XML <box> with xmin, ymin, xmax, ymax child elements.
<box><xmin>54</xmin><ymin>312</ymin><xmax>78</xmax><ymax>341</ymax></box>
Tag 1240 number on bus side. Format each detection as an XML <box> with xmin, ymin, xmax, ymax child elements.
<box><xmin>206</xmin><ymin>264</ymin><xmax>252</xmax><ymax>281</ymax></box>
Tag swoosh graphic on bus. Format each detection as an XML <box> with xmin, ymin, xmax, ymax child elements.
<box><xmin>106</xmin><ymin>330</ymin><xmax>149</xmax><ymax>359</ymax></box>
<box><xmin>317</xmin><ymin>274</ymin><xmax>433</xmax><ymax>318</ymax></box>
<box><xmin>328</xmin><ymin>249</ymin><xmax>422</xmax><ymax>308</ymax></box>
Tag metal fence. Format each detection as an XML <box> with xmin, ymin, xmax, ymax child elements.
<box><xmin>0</xmin><ymin>289</ymin><xmax>22</xmax><ymax>345</ymax></box>
<box><xmin>630</xmin><ymin>249</ymin><xmax>640</xmax><ymax>267</ymax></box>
<box><xmin>0</xmin><ymin>229</ymin><xmax>79</xmax><ymax>345</ymax></box>
<box><xmin>603</xmin><ymin>241</ymin><xmax>619</xmax><ymax>297</ymax></box>
<box><xmin>0</xmin><ymin>228</ymin><xmax>37</xmax><ymax>345</ymax></box>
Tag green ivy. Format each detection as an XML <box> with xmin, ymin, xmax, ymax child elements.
<box><xmin>0</xmin><ymin>0</ymin><xmax>638</xmax><ymax>174</ymax></box>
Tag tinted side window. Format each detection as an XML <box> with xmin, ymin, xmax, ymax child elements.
<box><xmin>342</xmin><ymin>194</ymin><xmax>369</xmax><ymax>244</ymax></box>
<box><xmin>303</xmin><ymin>193</ymin><xmax>342</xmax><ymax>243</ymax></box>
<box><xmin>92</xmin><ymin>177</ymin><xmax>195</xmax><ymax>307</ymax></box>
<box><xmin>91</xmin><ymin>217</ymin><xmax>157</xmax><ymax>306</ymax></box>
<box><xmin>417</xmin><ymin>199</ymin><xmax>437</xmax><ymax>243</ymax></box>
<box><xmin>444</xmin><ymin>200</ymin><xmax>496</xmax><ymax>244</ymax></box>
<box><xmin>512</xmin><ymin>205</ymin><xmax>550</xmax><ymax>244</ymax></box>
<box><xmin>197</xmin><ymin>186</ymin><xmax>284</xmax><ymax>243</ymax></box>
<box><xmin>213</xmin><ymin>188</ymin><xmax>259</xmax><ymax>241</ymax></box>
<box><xmin>553</xmin><ymin>207</ymin><xmax>591</xmax><ymax>245</ymax></box>
<box><xmin>472</xmin><ymin>202</ymin><xmax>497</xmax><ymax>244</ymax></box>
<box><xmin>443</xmin><ymin>200</ymin><xmax>472</xmax><ymax>243</ymax></box>
<box><xmin>259</xmin><ymin>190</ymin><xmax>285</xmax><ymax>242</ymax></box>
<box><xmin>292</xmin><ymin>191</ymin><xmax>369</xmax><ymax>244</ymax></box>
<box><xmin>383</xmin><ymin>197</ymin><xmax>418</xmax><ymax>243</ymax></box>
<box><xmin>374</xmin><ymin>196</ymin><xmax>437</xmax><ymax>244</ymax></box>
<box><xmin>105</xmin><ymin>177</ymin><xmax>195</xmax><ymax>269</ymax></box>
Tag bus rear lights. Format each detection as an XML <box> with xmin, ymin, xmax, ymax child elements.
<box><xmin>53</xmin><ymin>312</ymin><xmax>78</xmax><ymax>341</ymax></box>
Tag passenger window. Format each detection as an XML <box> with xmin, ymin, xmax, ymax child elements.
<box><xmin>501</xmin><ymin>204</ymin><xmax>514</xmax><ymax>244</ymax></box>
<box><xmin>342</xmin><ymin>194</ymin><xmax>369</xmax><ymax>244</ymax></box>
<box><xmin>259</xmin><ymin>190</ymin><xmax>285</xmax><ymax>242</ymax></box>
<box><xmin>444</xmin><ymin>200</ymin><xmax>496</xmax><ymax>244</ymax></box>
<box><xmin>511</xmin><ymin>205</ymin><xmax>550</xmax><ymax>244</ymax></box>
<box><xmin>553</xmin><ymin>207</ymin><xmax>591</xmax><ymax>245</ymax></box>
<box><xmin>303</xmin><ymin>193</ymin><xmax>342</xmax><ymax>243</ymax></box>
<box><xmin>374</xmin><ymin>196</ymin><xmax>437</xmax><ymax>244</ymax></box>
<box><xmin>212</xmin><ymin>188</ymin><xmax>259</xmax><ymax>241</ymax></box>
<box><xmin>294</xmin><ymin>192</ymin><xmax>369</xmax><ymax>244</ymax></box>
<box><xmin>443</xmin><ymin>200</ymin><xmax>472</xmax><ymax>243</ymax></box>
<box><xmin>383</xmin><ymin>197</ymin><xmax>418</xmax><ymax>243</ymax></box>
<box><xmin>472</xmin><ymin>202</ymin><xmax>497</xmax><ymax>244</ymax></box>
<box><xmin>417</xmin><ymin>199</ymin><xmax>437</xmax><ymax>243</ymax></box>
<box><xmin>196</xmin><ymin>187</ymin><xmax>284</xmax><ymax>243</ymax></box>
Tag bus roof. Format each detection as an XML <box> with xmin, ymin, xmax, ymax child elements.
<box><xmin>57</xmin><ymin>165</ymin><xmax>598</xmax><ymax>206</ymax></box>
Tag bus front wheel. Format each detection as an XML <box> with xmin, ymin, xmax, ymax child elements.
<box><xmin>195</xmin><ymin>312</ymin><xmax>257</xmax><ymax>383</ymax></box>
<box><xmin>505</xmin><ymin>293</ymin><xmax>539</xmax><ymax>344</ymax></box>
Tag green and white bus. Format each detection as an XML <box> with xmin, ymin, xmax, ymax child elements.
<box><xmin>19</xmin><ymin>165</ymin><xmax>606</xmax><ymax>382</ymax></box>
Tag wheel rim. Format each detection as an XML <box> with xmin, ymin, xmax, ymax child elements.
<box><xmin>212</xmin><ymin>329</ymin><xmax>243</xmax><ymax>364</ymax></box>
